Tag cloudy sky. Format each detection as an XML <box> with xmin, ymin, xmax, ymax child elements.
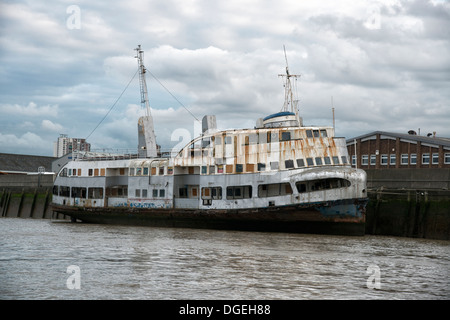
<box><xmin>1</xmin><ymin>0</ymin><xmax>449</xmax><ymax>157</ymax></box>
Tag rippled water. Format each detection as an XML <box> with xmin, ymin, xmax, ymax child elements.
<box><xmin>0</xmin><ymin>218</ymin><xmax>448</xmax><ymax>300</ymax></box>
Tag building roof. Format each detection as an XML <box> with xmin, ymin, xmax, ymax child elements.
<box><xmin>347</xmin><ymin>131</ymin><xmax>450</xmax><ymax>149</ymax></box>
<box><xmin>0</xmin><ymin>153</ymin><xmax>56</xmax><ymax>174</ymax></box>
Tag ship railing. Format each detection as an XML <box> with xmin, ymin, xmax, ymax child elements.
<box><xmin>73</xmin><ymin>150</ymin><xmax>140</xmax><ymax>161</ymax></box>
<box><xmin>72</xmin><ymin>148</ymin><xmax>180</xmax><ymax>161</ymax></box>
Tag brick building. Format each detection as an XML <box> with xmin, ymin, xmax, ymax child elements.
<box><xmin>347</xmin><ymin>131</ymin><xmax>450</xmax><ymax>170</ymax></box>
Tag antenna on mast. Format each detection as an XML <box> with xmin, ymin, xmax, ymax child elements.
<box><xmin>279</xmin><ymin>46</ymin><xmax>300</xmax><ymax>115</ymax></box>
<box><xmin>135</xmin><ymin>45</ymin><xmax>151</xmax><ymax>117</ymax></box>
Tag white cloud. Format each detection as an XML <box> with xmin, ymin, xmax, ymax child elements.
<box><xmin>41</xmin><ymin>120</ymin><xmax>63</xmax><ymax>132</ymax></box>
<box><xmin>0</xmin><ymin>102</ymin><xmax>59</xmax><ymax>117</ymax></box>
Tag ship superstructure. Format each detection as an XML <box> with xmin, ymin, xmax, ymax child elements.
<box><xmin>52</xmin><ymin>46</ymin><xmax>368</xmax><ymax>235</ymax></box>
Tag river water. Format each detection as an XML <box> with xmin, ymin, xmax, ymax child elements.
<box><xmin>0</xmin><ymin>218</ymin><xmax>448</xmax><ymax>300</ymax></box>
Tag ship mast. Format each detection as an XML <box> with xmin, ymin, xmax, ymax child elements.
<box><xmin>135</xmin><ymin>45</ymin><xmax>157</xmax><ymax>158</ymax></box>
<box><xmin>278</xmin><ymin>46</ymin><xmax>300</xmax><ymax>117</ymax></box>
<box><xmin>135</xmin><ymin>45</ymin><xmax>151</xmax><ymax>117</ymax></box>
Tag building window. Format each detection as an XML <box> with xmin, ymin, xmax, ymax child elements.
<box><xmin>401</xmin><ymin>154</ymin><xmax>408</xmax><ymax>165</ymax></box>
<box><xmin>432</xmin><ymin>153</ymin><xmax>439</xmax><ymax>164</ymax></box>
<box><xmin>362</xmin><ymin>155</ymin><xmax>368</xmax><ymax>166</ymax></box>
<box><xmin>370</xmin><ymin>155</ymin><xmax>376</xmax><ymax>166</ymax></box>
<box><xmin>352</xmin><ymin>155</ymin><xmax>356</xmax><ymax>166</ymax></box>
<box><xmin>381</xmin><ymin>154</ymin><xmax>388</xmax><ymax>165</ymax></box>
<box><xmin>390</xmin><ymin>154</ymin><xmax>396</xmax><ymax>165</ymax></box>
<box><xmin>445</xmin><ymin>153</ymin><xmax>450</xmax><ymax>164</ymax></box>
<box><xmin>422</xmin><ymin>153</ymin><xmax>430</xmax><ymax>164</ymax></box>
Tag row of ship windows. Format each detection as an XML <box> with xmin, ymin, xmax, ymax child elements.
<box><xmin>355</xmin><ymin>153</ymin><xmax>450</xmax><ymax>166</ymax></box>
<box><xmin>53</xmin><ymin>178</ymin><xmax>351</xmax><ymax>201</ymax></box>
<box><xmin>59</xmin><ymin>155</ymin><xmax>349</xmax><ymax>178</ymax></box>
<box><xmin>198</xmin><ymin>129</ymin><xmax>329</xmax><ymax>148</ymax></box>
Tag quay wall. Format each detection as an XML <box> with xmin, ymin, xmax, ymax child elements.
<box><xmin>365</xmin><ymin>190</ymin><xmax>450</xmax><ymax>240</ymax></box>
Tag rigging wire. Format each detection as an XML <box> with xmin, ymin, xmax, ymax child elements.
<box><xmin>85</xmin><ymin>68</ymin><xmax>139</xmax><ymax>140</ymax></box>
<box><xmin>146</xmin><ymin>69</ymin><xmax>200</xmax><ymax>123</ymax></box>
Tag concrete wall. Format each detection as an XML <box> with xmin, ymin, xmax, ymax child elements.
<box><xmin>366</xmin><ymin>189</ymin><xmax>450</xmax><ymax>240</ymax></box>
<box><xmin>365</xmin><ymin>168</ymin><xmax>450</xmax><ymax>190</ymax></box>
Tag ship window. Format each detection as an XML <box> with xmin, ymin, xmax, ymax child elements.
<box><xmin>249</xmin><ymin>133</ymin><xmax>258</xmax><ymax>145</ymax></box>
<box><xmin>88</xmin><ymin>188</ymin><xmax>103</xmax><ymax>199</ymax></box>
<box><xmin>324</xmin><ymin>157</ymin><xmax>331</xmax><ymax>165</ymax></box>
<box><xmin>209</xmin><ymin>166</ymin><xmax>215</xmax><ymax>174</ymax></box>
<box><xmin>178</xmin><ymin>187</ymin><xmax>188</xmax><ymax>198</ymax></box>
<box><xmin>315</xmin><ymin>157</ymin><xmax>323</xmax><ymax>165</ymax></box>
<box><xmin>88</xmin><ymin>169</ymin><xmax>93</xmax><ymax>176</ymax></box>
<box><xmin>306</xmin><ymin>158</ymin><xmax>314</xmax><ymax>166</ymax></box>
<box><xmin>270</xmin><ymin>162</ymin><xmax>279</xmax><ymax>170</ymax></box>
<box><xmin>94</xmin><ymin>168</ymin><xmax>99</xmax><ymax>176</ymax></box>
<box><xmin>296</xmin><ymin>178</ymin><xmax>351</xmax><ymax>193</ymax></box>
<box><xmin>59</xmin><ymin>186</ymin><xmax>70</xmax><ymax>197</ymax></box>
<box><xmin>226</xmin><ymin>186</ymin><xmax>252</xmax><ymax>200</ymax></box>
<box><xmin>142</xmin><ymin>189</ymin><xmax>148</xmax><ymax>198</ymax></box>
<box><xmin>341</xmin><ymin>156</ymin><xmax>348</xmax><ymax>164</ymax></box>
<box><xmin>246</xmin><ymin>164</ymin><xmax>255</xmax><ymax>172</ymax></box>
<box><xmin>71</xmin><ymin>187</ymin><xmax>86</xmax><ymax>199</ymax></box>
<box><xmin>168</xmin><ymin>167</ymin><xmax>173</xmax><ymax>175</ymax></box>
<box><xmin>257</xmin><ymin>163</ymin><xmax>266</xmax><ymax>171</ymax></box>
<box><xmin>143</xmin><ymin>167</ymin><xmax>149</xmax><ymax>175</ymax></box>
<box><xmin>281</xmin><ymin>131</ymin><xmax>291</xmax><ymax>141</ymax></box>
<box><xmin>136</xmin><ymin>168</ymin><xmax>142</xmax><ymax>176</ymax></box>
<box><xmin>202</xmin><ymin>187</ymin><xmax>222</xmax><ymax>200</ymax></box>
<box><xmin>236</xmin><ymin>164</ymin><xmax>243</xmax><ymax>173</ymax></box>
<box><xmin>100</xmin><ymin>168</ymin><xmax>105</xmax><ymax>176</ymax></box>
<box><xmin>202</xmin><ymin>166</ymin><xmax>207</xmax><ymax>174</ymax></box>
<box><xmin>120</xmin><ymin>168</ymin><xmax>125</xmax><ymax>175</ymax></box>
<box><xmin>268</xmin><ymin>132</ymin><xmax>279</xmax><ymax>143</ymax></box>
<box><xmin>224</xmin><ymin>136</ymin><xmax>232</xmax><ymax>144</ymax></box>
<box><xmin>226</xmin><ymin>165</ymin><xmax>233</xmax><ymax>173</ymax></box>
<box><xmin>135</xmin><ymin>189</ymin><xmax>141</xmax><ymax>197</ymax></box>
<box><xmin>258</xmin><ymin>183</ymin><xmax>293</xmax><ymax>197</ymax></box>
<box><xmin>159</xmin><ymin>189</ymin><xmax>165</xmax><ymax>198</ymax></box>
<box><xmin>215</xmin><ymin>136</ymin><xmax>222</xmax><ymax>145</ymax></box>
<box><xmin>332</xmin><ymin>156</ymin><xmax>340</xmax><ymax>165</ymax></box>
<box><xmin>159</xmin><ymin>167</ymin><xmax>164</xmax><ymax>175</ymax></box>
<box><xmin>306</xmin><ymin>130</ymin><xmax>313</xmax><ymax>138</ymax></box>
<box><xmin>52</xmin><ymin>185</ymin><xmax>59</xmax><ymax>196</ymax></box>
<box><xmin>217</xmin><ymin>165</ymin><xmax>224</xmax><ymax>174</ymax></box>
<box><xmin>202</xmin><ymin>138</ymin><xmax>211</xmax><ymax>148</ymax></box>
<box><xmin>285</xmin><ymin>160</ymin><xmax>294</xmax><ymax>169</ymax></box>
<box><xmin>68</xmin><ymin>169</ymin><xmax>72</xmax><ymax>176</ymax></box>
<box><xmin>153</xmin><ymin>189</ymin><xmax>158</xmax><ymax>198</ymax></box>
<box><xmin>129</xmin><ymin>168</ymin><xmax>135</xmax><ymax>176</ymax></box>
<box><xmin>296</xmin><ymin>159</ymin><xmax>305</xmax><ymax>167</ymax></box>
<box><xmin>313</xmin><ymin>130</ymin><xmax>320</xmax><ymax>138</ymax></box>
<box><xmin>320</xmin><ymin>129</ymin><xmax>327</xmax><ymax>138</ymax></box>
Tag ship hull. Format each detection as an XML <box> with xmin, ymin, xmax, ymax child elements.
<box><xmin>52</xmin><ymin>198</ymin><xmax>368</xmax><ymax>236</ymax></box>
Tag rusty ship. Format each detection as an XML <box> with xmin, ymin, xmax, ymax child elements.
<box><xmin>51</xmin><ymin>46</ymin><xmax>368</xmax><ymax>235</ymax></box>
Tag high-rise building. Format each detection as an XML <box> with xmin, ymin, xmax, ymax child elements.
<box><xmin>53</xmin><ymin>134</ymin><xmax>91</xmax><ymax>158</ymax></box>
